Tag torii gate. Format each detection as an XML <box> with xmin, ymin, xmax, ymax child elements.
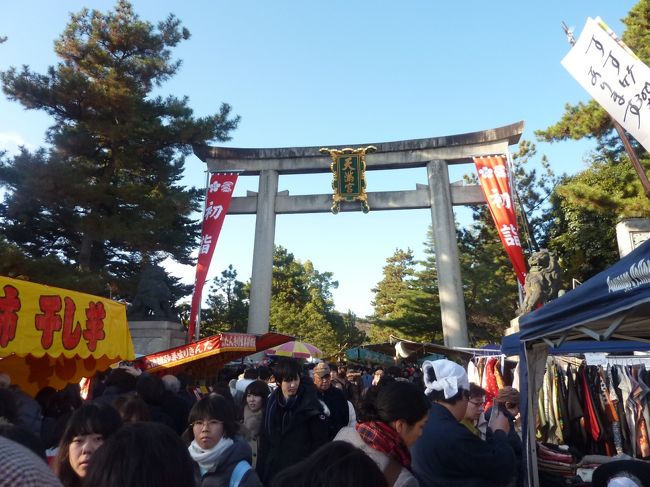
<box><xmin>193</xmin><ymin>121</ymin><xmax>524</xmax><ymax>348</ymax></box>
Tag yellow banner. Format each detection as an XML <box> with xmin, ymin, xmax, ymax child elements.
<box><xmin>0</xmin><ymin>276</ymin><xmax>134</xmax><ymax>360</ymax></box>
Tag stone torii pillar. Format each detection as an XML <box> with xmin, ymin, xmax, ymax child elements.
<box><xmin>193</xmin><ymin>121</ymin><xmax>524</xmax><ymax>348</ymax></box>
<box><xmin>248</xmin><ymin>169</ymin><xmax>278</xmax><ymax>335</ymax></box>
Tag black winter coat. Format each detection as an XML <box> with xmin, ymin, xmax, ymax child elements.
<box><xmin>317</xmin><ymin>386</ymin><xmax>349</xmax><ymax>440</ymax></box>
<box><xmin>193</xmin><ymin>437</ymin><xmax>262</xmax><ymax>487</ymax></box>
<box><xmin>411</xmin><ymin>403</ymin><xmax>516</xmax><ymax>487</ymax></box>
<box><xmin>256</xmin><ymin>381</ymin><xmax>328</xmax><ymax>485</ymax></box>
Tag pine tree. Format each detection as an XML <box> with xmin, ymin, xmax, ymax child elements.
<box><xmin>535</xmin><ymin>1</ymin><xmax>650</xmax><ymax>281</ymax></box>
<box><xmin>369</xmin><ymin>248</ymin><xmax>438</xmax><ymax>342</ymax></box>
<box><xmin>269</xmin><ymin>246</ymin><xmax>340</xmax><ymax>356</ymax></box>
<box><xmin>0</xmin><ymin>1</ymin><xmax>238</xmax><ymax>299</ymax></box>
<box><xmin>200</xmin><ymin>265</ymin><xmax>249</xmax><ymax>337</ymax></box>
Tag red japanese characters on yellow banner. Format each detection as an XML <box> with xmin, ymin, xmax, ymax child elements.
<box><xmin>0</xmin><ymin>276</ymin><xmax>134</xmax><ymax>359</ymax></box>
<box><xmin>474</xmin><ymin>155</ymin><xmax>527</xmax><ymax>285</ymax></box>
<box><xmin>0</xmin><ymin>276</ymin><xmax>135</xmax><ymax>396</ymax></box>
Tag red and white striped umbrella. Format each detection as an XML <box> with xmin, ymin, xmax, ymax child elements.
<box><xmin>265</xmin><ymin>340</ymin><xmax>323</xmax><ymax>358</ymax></box>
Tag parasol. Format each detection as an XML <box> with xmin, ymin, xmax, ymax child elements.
<box><xmin>0</xmin><ymin>276</ymin><xmax>135</xmax><ymax>396</ymax></box>
<box><xmin>265</xmin><ymin>340</ymin><xmax>323</xmax><ymax>358</ymax></box>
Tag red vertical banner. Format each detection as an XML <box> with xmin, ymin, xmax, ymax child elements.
<box><xmin>473</xmin><ymin>155</ymin><xmax>527</xmax><ymax>285</ymax></box>
<box><xmin>188</xmin><ymin>173</ymin><xmax>238</xmax><ymax>342</ymax></box>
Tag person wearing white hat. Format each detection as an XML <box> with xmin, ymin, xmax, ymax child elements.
<box><xmin>411</xmin><ymin>359</ymin><xmax>516</xmax><ymax>487</ymax></box>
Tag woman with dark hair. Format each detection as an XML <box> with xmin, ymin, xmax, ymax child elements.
<box><xmin>83</xmin><ymin>422</ymin><xmax>195</xmax><ymax>487</ymax></box>
<box><xmin>136</xmin><ymin>373</ymin><xmax>174</xmax><ymax>428</ymax></box>
<box><xmin>239</xmin><ymin>380</ymin><xmax>270</xmax><ymax>468</ymax></box>
<box><xmin>187</xmin><ymin>394</ymin><xmax>262</xmax><ymax>487</ymax></box>
<box><xmin>461</xmin><ymin>383</ymin><xmax>487</xmax><ymax>438</ymax></box>
<box><xmin>271</xmin><ymin>440</ymin><xmax>388</xmax><ymax>487</ymax></box>
<box><xmin>113</xmin><ymin>395</ymin><xmax>150</xmax><ymax>423</ymax></box>
<box><xmin>411</xmin><ymin>359</ymin><xmax>516</xmax><ymax>487</ymax></box>
<box><xmin>53</xmin><ymin>403</ymin><xmax>122</xmax><ymax>487</ymax></box>
<box><xmin>334</xmin><ymin>380</ymin><xmax>428</xmax><ymax>487</ymax></box>
<box><xmin>257</xmin><ymin>358</ymin><xmax>328</xmax><ymax>485</ymax></box>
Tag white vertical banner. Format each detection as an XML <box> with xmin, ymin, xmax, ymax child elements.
<box><xmin>561</xmin><ymin>17</ymin><xmax>650</xmax><ymax>153</ymax></box>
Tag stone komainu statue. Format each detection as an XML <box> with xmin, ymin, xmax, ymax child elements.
<box><xmin>127</xmin><ymin>264</ymin><xmax>179</xmax><ymax>322</ymax></box>
<box><xmin>517</xmin><ymin>249</ymin><xmax>563</xmax><ymax>316</ymax></box>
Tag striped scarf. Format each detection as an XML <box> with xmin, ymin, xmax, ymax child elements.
<box><xmin>356</xmin><ymin>420</ymin><xmax>411</xmax><ymax>467</ymax></box>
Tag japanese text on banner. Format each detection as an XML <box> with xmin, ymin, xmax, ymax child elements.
<box><xmin>561</xmin><ymin>17</ymin><xmax>650</xmax><ymax>153</ymax></box>
<box><xmin>0</xmin><ymin>276</ymin><xmax>133</xmax><ymax>358</ymax></box>
<box><xmin>188</xmin><ymin>173</ymin><xmax>238</xmax><ymax>341</ymax></box>
<box><xmin>474</xmin><ymin>156</ymin><xmax>527</xmax><ymax>285</ymax></box>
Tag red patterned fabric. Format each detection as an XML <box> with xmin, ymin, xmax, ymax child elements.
<box><xmin>356</xmin><ymin>420</ymin><xmax>411</xmax><ymax>467</ymax></box>
<box><xmin>483</xmin><ymin>357</ymin><xmax>499</xmax><ymax>411</ymax></box>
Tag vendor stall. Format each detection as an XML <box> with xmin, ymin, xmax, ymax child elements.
<box><xmin>135</xmin><ymin>331</ymin><xmax>293</xmax><ymax>379</ymax></box>
<box><xmin>514</xmin><ymin>239</ymin><xmax>650</xmax><ymax>486</ymax></box>
<box><xmin>348</xmin><ymin>335</ymin><xmax>472</xmax><ymax>366</ymax></box>
<box><xmin>0</xmin><ymin>276</ymin><xmax>135</xmax><ymax>396</ymax></box>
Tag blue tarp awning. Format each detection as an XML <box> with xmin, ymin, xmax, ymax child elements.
<box><xmin>519</xmin><ymin>238</ymin><xmax>650</xmax><ymax>344</ymax></box>
<box><xmin>501</xmin><ymin>332</ymin><xmax>650</xmax><ymax>356</ymax></box>
<box><xmin>512</xmin><ymin>239</ymin><xmax>650</xmax><ymax>487</ymax></box>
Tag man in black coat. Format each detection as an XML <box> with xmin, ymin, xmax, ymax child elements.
<box><xmin>411</xmin><ymin>359</ymin><xmax>516</xmax><ymax>487</ymax></box>
<box><xmin>256</xmin><ymin>358</ymin><xmax>328</xmax><ymax>485</ymax></box>
<box><xmin>312</xmin><ymin>362</ymin><xmax>349</xmax><ymax>440</ymax></box>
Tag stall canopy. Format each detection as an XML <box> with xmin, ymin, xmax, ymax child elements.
<box><xmin>347</xmin><ymin>335</ymin><xmax>472</xmax><ymax>366</ymax></box>
<box><xmin>501</xmin><ymin>333</ymin><xmax>650</xmax><ymax>356</ymax></box>
<box><xmin>519</xmin><ymin>238</ymin><xmax>650</xmax><ymax>346</ymax></box>
<box><xmin>514</xmin><ymin>239</ymin><xmax>650</xmax><ymax>487</ymax></box>
<box><xmin>0</xmin><ymin>276</ymin><xmax>135</xmax><ymax>396</ymax></box>
<box><xmin>136</xmin><ymin>331</ymin><xmax>293</xmax><ymax>376</ymax></box>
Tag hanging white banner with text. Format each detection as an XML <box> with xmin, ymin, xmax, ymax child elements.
<box><xmin>561</xmin><ymin>16</ymin><xmax>650</xmax><ymax>153</ymax></box>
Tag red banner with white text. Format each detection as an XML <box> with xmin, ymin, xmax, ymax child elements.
<box><xmin>188</xmin><ymin>173</ymin><xmax>238</xmax><ymax>342</ymax></box>
<box><xmin>474</xmin><ymin>155</ymin><xmax>527</xmax><ymax>285</ymax></box>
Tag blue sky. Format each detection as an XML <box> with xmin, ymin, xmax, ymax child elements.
<box><xmin>0</xmin><ymin>1</ymin><xmax>639</xmax><ymax>317</ymax></box>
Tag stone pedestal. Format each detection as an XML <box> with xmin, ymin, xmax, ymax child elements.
<box><xmin>128</xmin><ymin>320</ymin><xmax>186</xmax><ymax>356</ymax></box>
<box><xmin>616</xmin><ymin>218</ymin><xmax>650</xmax><ymax>257</ymax></box>
<box><xmin>504</xmin><ymin>316</ymin><xmax>520</xmax><ymax>337</ymax></box>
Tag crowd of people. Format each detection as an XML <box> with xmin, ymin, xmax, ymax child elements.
<box><xmin>0</xmin><ymin>358</ymin><xmax>646</xmax><ymax>486</ymax></box>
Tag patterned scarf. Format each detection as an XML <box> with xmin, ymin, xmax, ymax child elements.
<box><xmin>356</xmin><ymin>420</ymin><xmax>411</xmax><ymax>467</ymax></box>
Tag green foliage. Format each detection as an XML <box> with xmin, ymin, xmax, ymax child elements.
<box><xmin>535</xmin><ymin>0</ymin><xmax>650</xmax><ymax>284</ymax></box>
<box><xmin>369</xmin><ymin>246</ymin><xmax>441</xmax><ymax>343</ymax></box>
<box><xmin>0</xmin><ymin>0</ymin><xmax>238</xmax><ymax>301</ymax></box>
<box><xmin>545</xmin><ymin>158</ymin><xmax>648</xmax><ymax>283</ymax></box>
<box><xmin>269</xmin><ymin>246</ymin><xmax>360</xmax><ymax>356</ymax></box>
<box><xmin>200</xmin><ymin>265</ymin><xmax>249</xmax><ymax>337</ymax></box>
<box><xmin>458</xmin><ymin>208</ymin><xmax>519</xmax><ymax>343</ymax></box>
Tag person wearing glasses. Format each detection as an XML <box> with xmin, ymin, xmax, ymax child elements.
<box><xmin>187</xmin><ymin>394</ymin><xmax>262</xmax><ymax>487</ymax></box>
<box><xmin>411</xmin><ymin>359</ymin><xmax>516</xmax><ymax>487</ymax></box>
<box><xmin>461</xmin><ymin>383</ymin><xmax>487</xmax><ymax>438</ymax></box>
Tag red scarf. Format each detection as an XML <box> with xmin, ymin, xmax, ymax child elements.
<box><xmin>356</xmin><ymin>421</ymin><xmax>411</xmax><ymax>467</ymax></box>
